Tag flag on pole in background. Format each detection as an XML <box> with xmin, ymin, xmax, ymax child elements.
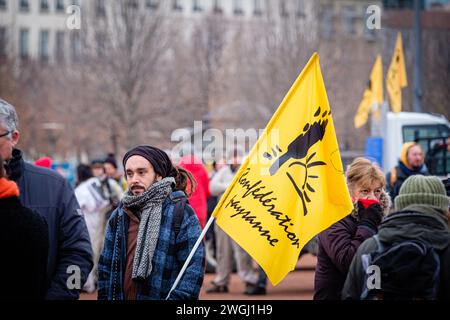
<box><xmin>211</xmin><ymin>53</ymin><xmax>354</xmax><ymax>286</ymax></box>
<box><xmin>386</xmin><ymin>32</ymin><xmax>408</xmax><ymax>113</ymax></box>
<box><xmin>354</xmin><ymin>55</ymin><xmax>383</xmax><ymax>128</ymax></box>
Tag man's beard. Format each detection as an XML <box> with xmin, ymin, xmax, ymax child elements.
<box><xmin>130</xmin><ymin>185</ymin><xmax>146</xmax><ymax>195</ymax></box>
<box><xmin>130</xmin><ymin>177</ymin><xmax>160</xmax><ymax>195</ymax></box>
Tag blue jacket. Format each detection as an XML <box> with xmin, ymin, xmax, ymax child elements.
<box><xmin>8</xmin><ymin>149</ymin><xmax>93</xmax><ymax>300</ymax></box>
<box><xmin>97</xmin><ymin>190</ymin><xmax>205</xmax><ymax>300</ymax></box>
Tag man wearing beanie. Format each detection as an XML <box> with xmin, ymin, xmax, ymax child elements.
<box><xmin>97</xmin><ymin>146</ymin><xmax>205</xmax><ymax>300</ymax></box>
<box><xmin>386</xmin><ymin>142</ymin><xmax>429</xmax><ymax>201</ymax></box>
<box><xmin>343</xmin><ymin>175</ymin><xmax>450</xmax><ymax>300</ymax></box>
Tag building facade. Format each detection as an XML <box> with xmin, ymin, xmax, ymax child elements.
<box><xmin>0</xmin><ymin>0</ymin><xmax>383</xmax><ymax>64</ymax></box>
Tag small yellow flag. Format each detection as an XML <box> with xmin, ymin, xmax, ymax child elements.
<box><xmin>386</xmin><ymin>32</ymin><xmax>408</xmax><ymax>113</ymax></box>
<box><xmin>212</xmin><ymin>53</ymin><xmax>354</xmax><ymax>285</ymax></box>
<box><xmin>354</xmin><ymin>55</ymin><xmax>383</xmax><ymax>128</ymax></box>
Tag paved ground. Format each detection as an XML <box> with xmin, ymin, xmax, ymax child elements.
<box><xmin>80</xmin><ymin>254</ymin><xmax>316</xmax><ymax>300</ymax></box>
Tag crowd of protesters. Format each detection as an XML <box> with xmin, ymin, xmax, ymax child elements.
<box><xmin>1</xmin><ymin>96</ymin><xmax>449</xmax><ymax>300</ymax></box>
<box><xmin>314</xmin><ymin>142</ymin><xmax>450</xmax><ymax>300</ymax></box>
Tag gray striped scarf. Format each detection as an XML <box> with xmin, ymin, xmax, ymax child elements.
<box><xmin>122</xmin><ymin>177</ymin><xmax>175</xmax><ymax>281</ymax></box>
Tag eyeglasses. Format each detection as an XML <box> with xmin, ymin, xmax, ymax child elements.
<box><xmin>0</xmin><ymin>131</ymin><xmax>11</xmax><ymax>138</ymax></box>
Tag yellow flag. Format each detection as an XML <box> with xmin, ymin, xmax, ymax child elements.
<box><xmin>212</xmin><ymin>53</ymin><xmax>354</xmax><ymax>285</ymax></box>
<box><xmin>387</xmin><ymin>32</ymin><xmax>408</xmax><ymax>113</ymax></box>
<box><xmin>354</xmin><ymin>55</ymin><xmax>383</xmax><ymax>128</ymax></box>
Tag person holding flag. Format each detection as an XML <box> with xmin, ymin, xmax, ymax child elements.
<box><xmin>314</xmin><ymin>158</ymin><xmax>391</xmax><ymax>300</ymax></box>
<box><xmin>97</xmin><ymin>146</ymin><xmax>205</xmax><ymax>300</ymax></box>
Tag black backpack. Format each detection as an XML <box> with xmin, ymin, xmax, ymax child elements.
<box><xmin>360</xmin><ymin>235</ymin><xmax>441</xmax><ymax>300</ymax></box>
<box><xmin>172</xmin><ymin>194</ymin><xmax>187</xmax><ymax>239</ymax></box>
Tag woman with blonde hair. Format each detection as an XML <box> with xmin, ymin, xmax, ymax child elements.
<box><xmin>314</xmin><ymin>157</ymin><xmax>391</xmax><ymax>300</ymax></box>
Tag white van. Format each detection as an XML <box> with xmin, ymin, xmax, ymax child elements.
<box><xmin>381</xmin><ymin>112</ymin><xmax>449</xmax><ymax>176</ymax></box>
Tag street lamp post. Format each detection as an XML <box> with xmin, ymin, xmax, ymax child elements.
<box><xmin>42</xmin><ymin>122</ymin><xmax>64</xmax><ymax>158</ymax></box>
<box><xmin>413</xmin><ymin>0</ymin><xmax>423</xmax><ymax>113</ymax></box>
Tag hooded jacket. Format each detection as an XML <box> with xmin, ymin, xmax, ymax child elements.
<box><xmin>342</xmin><ymin>204</ymin><xmax>450</xmax><ymax>300</ymax></box>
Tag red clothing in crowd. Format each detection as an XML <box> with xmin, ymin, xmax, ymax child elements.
<box><xmin>178</xmin><ymin>155</ymin><xmax>211</xmax><ymax>228</ymax></box>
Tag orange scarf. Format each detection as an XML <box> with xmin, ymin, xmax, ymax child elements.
<box><xmin>0</xmin><ymin>178</ymin><xmax>20</xmax><ymax>198</ymax></box>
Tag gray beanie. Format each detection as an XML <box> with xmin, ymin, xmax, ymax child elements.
<box><xmin>395</xmin><ymin>175</ymin><xmax>449</xmax><ymax>212</ymax></box>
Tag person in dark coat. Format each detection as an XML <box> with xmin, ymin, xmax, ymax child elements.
<box><xmin>314</xmin><ymin>157</ymin><xmax>390</xmax><ymax>300</ymax></box>
<box><xmin>0</xmin><ymin>156</ymin><xmax>49</xmax><ymax>300</ymax></box>
<box><xmin>342</xmin><ymin>175</ymin><xmax>450</xmax><ymax>300</ymax></box>
<box><xmin>0</xmin><ymin>98</ymin><xmax>93</xmax><ymax>300</ymax></box>
<box><xmin>386</xmin><ymin>142</ymin><xmax>429</xmax><ymax>201</ymax></box>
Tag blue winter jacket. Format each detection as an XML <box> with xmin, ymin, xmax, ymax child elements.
<box><xmin>8</xmin><ymin>149</ymin><xmax>93</xmax><ymax>300</ymax></box>
<box><xmin>97</xmin><ymin>190</ymin><xmax>205</xmax><ymax>300</ymax></box>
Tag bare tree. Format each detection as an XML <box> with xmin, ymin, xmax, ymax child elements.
<box><xmin>190</xmin><ymin>14</ymin><xmax>227</xmax><ymax>121</ymax></box>
<box><xmin>78</xmin><ymin>1</ymin><xmax>175</xmax><ymax>151</ymax></box>
<box><xmin>422</xmin><ymin>29</ymin><xmax>450</xmax><ymax>118</ymax></box>
<box><xmin>216</xmin><ymin>0</ymin><xmax>319</xmax><ymax>130</ymax></box>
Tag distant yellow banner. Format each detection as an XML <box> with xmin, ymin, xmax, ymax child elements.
<box><xmin>354</xmin><ymin>55</ymin><xmax>383</xmax><ymax>128</ymax></box>
<box><xmin>387</xmin><ymin>32</ymin><xmax>408</xmax><ymax>113</ymax></box>
<box><xmin>212</xmin><ymin>53</ymin><xmax>354</xmax><ymax>285</ymax></box>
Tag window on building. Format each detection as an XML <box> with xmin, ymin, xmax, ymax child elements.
<box><xmin>40</xmin><ymin>0</ymin><xmax>50</xmax><ymax>12</ymax></box>
<box><xmin>342</xmin><ymin>5</ymin><xmax>356</xmax><ymax>35</ymax></box>
<box><xmin>280</xmin><ymin>0</ymin><xmax>288</xmax><ymax>18</ymax></box>
<box><xmin>296</xmin><ymin>0</ymin><xmax>306</xmax><ymax>18</ymax></box>
<box><xmin>19</xmin><ymin>28</ymin><xmax>29</xmax><ymax>59</ymax></box>
<box><xmin>39</xmin><ymin>30</ymin><xmax>50</xmax><ymax>63</ymax></box>
<box><xmin>172</xmin><ymin>0</ymin><xmax>182</xmax><ymax>11</ymax></box>
<box><xmin>127</xmin><ymin>0</ymin><xmax>138</xmax><ymax>9</ymax></box>
<box><xmin>233</xmin><ymin>0</ymin><xmax>243</xmax><ymax>15</ymax></box>
<box><xmin>55</xmin><ymin>31</ymin><xmax>65</xmax><ymax>63</ymax></box>
<box><xmin>56</xmin><ymin>0</ymin><xmax>65</xmax><ymax>12</ymax></box>
<box><xmin>253</xmin><ymin>0</ymin><xmax>262</xmax><ymax>16</ymax></box>
<box><xmin>96</xmin><ymin>32</ymin><xmax>105</xmax><ymax>58</ymax></box>
<box><xmin>213</xmin><ymin>0</ymin><xmax>222</xmax><ymax>14</ymax></box>
<box><xmin>20</xmin><ymin>0</ymin><xmax>29</xmax><ymax>12</ymax></box>
<box><xmin>193</xmin><ymin>0</ymin><xmax>203</xmax><ymax>12</ymax></box>
<box><xmin>146</xmin><ymin>0</ymin><xmax>158</xmax><ymax>10</ymax></box>
<box><xmin>383</xmin><ymin>0</ymin><xmax>421</xmax><ymax>9</ymax></box>
<box><xmin>321</xmin><ymin>7</ymin><xmax>333</xmax><ymax>39</ymax></box>
<box><xmin>0</xmin><ymin>27</ymin><xmax>6</xmax><ymax>58</ymax></box>
<box><xmin>96</xmin><ymin>0</ymin><xmax>105</xmax><ymax>17</ymax></box>
<box><xmin>0</xmin><ymin>0</ymin><xmax>7</xmax><ymax>10</ymax></box>
<box><xmin>71</xmin><ymin>31</ymin><xmax>81</xmax><ymax>62</ymax></box>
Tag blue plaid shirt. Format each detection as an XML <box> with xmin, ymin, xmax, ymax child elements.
<box><xmin>98</xmin><ymin>191</ymin><xmax>205</xmax><ymax>300</ymax></box>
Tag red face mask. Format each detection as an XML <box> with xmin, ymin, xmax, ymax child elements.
<box><xmin>356</xmin><ymin>198</ymin><xmax>380</xmax><ymax>209</ymax></box>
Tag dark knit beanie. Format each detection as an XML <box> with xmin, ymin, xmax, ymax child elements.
<box><xmin>91</xmin><ymin>158</ymin><xmax>104</xmax><ymax>167</ymax></box>
<box><xmin>395</xmin><ymin>175</ymin><xmax>449</xmax><ymax>212</ymax></box>
<box><xmin>122</xmin><ymin>146</ymin><xmax>175</xmax><ymax>178</ymax></box>
<box><xmin>104</xmin><ymin>153</ymin><xmax>117</xmax><ymax>169</ymax></box>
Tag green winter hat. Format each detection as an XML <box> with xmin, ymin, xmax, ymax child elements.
<box><xmin>395</xmin><ymin>175</ymin><xmax>449</xmax><ymax>212</ymax></box>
